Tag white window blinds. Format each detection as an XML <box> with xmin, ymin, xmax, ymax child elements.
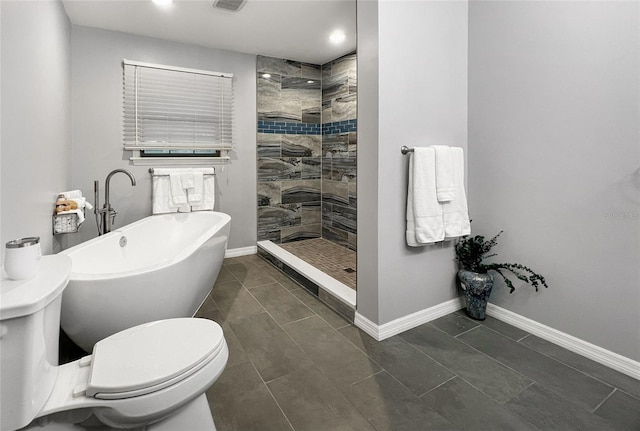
<box><xmin>123</xmin><ymin>60</ymin><xmax>234</xmax><ymax>152</ymax></box>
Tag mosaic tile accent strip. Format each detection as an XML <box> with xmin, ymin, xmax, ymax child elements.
<box><xmin>322</xmin><ymin>119</ymin><xmax>357</xmax><ymax>135</ymax></box>
<box><xmin>279</xmin><ymin>238</ymin><xmax>356</xmax><ymax>290</ymax></box>
<box><xmin>258</xmin><ymin>121</ymin><xmax>321</xmax><ymax>135</ymax></box>
<box><xmin>257</xmin><ymin>120</ymin><xmax>358</xmax><ymax>136</ymax></box>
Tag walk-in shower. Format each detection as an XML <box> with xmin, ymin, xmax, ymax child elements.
<box><xmin>255</xmin><ymin>53</ymin><xmax>357</xmax><ymax>320</ymax></box>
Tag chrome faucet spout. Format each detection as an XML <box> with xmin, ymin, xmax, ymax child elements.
<box><xmin>105</xmin><ymin>169</ymin><xmax>137</xmax><ymax>204</ymax></box>
<box><xmin>99</xmin><ymin>169</ymin><xmax>136</xmax><ymax>235</ymax></box>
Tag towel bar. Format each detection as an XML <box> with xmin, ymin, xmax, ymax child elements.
<box><xmin>148</xmin><ymin>167</ymin><xmax>215</xmax><ymax>176</ymax></box>
<box><xmin>401</xmin><ymin>146</ymin><xmax>414</xmax><ymax>155</ymax></box>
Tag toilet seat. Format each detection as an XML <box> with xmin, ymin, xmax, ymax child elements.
<box><xmin>86</xmin><ymin>318</ymin><xmax>225</xmax><ymax>400</ymax></box>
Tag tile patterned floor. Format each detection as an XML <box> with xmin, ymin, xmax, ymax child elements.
<box><xmin>199</xmin><ymin>255</ymin><xmax>640</xmax><ymax>431</ymax></box>
<box><xmin>279</xmin><ymin>238</ymin><xmax>357</xmax><ymax>290</ymax></box>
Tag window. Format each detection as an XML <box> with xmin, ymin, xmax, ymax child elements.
<box><xmin>123</xmin><ymin>59</ymin><xmax>234</xmax><ymax>165</ymax></box>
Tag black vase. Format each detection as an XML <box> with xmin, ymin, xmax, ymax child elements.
<box><xmin>458</xmin><ymin>269</ymin><xmax>494</xmax><ymax>320</ymax></box>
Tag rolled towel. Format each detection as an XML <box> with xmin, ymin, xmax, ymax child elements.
<box><xmin>61</xmin><ymin>190</ymin><xmax>83</xmax><ymax>199</ymax></box>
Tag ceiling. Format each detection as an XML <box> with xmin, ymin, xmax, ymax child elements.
<box><xmin>62</xmin><ymin>0</ymin><xmax>356</xmax><ymax>65</ymax></box>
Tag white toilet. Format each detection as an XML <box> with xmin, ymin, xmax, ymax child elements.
<box><xmin>0</xmin><ymin>254</ymin><xmax>228</xmax><ymax>431</ymax></box>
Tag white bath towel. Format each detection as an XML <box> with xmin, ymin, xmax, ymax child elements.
<box><xmin>169</xmin><ymin>172</ymin><xmax>188</xmax><ymax>205</ymax></box>
<box><xmin>442</xmin><ymin>147</ymin><xmax>471</xmax><ymax>239</ymax></box>
<box><xmin>152</xmin><ymin>176</ymin><xmax>178</xmax><ymax>214</ymax></box>
<box><xmin>191</xmin><ymin>172</ymin><xmax>215</xmax><ymax>211</ymax></box>
<box><xmin>406</xmin><ymin>147</ymin><xmax>444</xmax><ymax>246</ymax></box>
<box><xmin>433</xmin><ymin>145</ymin><xmax>456</xmax><ymax>202</ymax></box>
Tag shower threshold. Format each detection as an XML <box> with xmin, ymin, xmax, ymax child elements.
<box><xmin>257</xmin><ymin>240</ymin><xmax>356</xmax><ymax>320</ymax></box>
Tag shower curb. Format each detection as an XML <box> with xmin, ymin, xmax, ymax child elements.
<box><xmin>256</xmin><ymin>240</ymin><xmax>356</xmax><ymax>323</ymax></box>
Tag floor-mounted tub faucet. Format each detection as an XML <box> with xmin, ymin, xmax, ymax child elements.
<box><xmin>94</xmin><ymin>169</ymin><xmax>136</xmax><ymax>235</ymax></box>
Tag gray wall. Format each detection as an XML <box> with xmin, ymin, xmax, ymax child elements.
<box><xmin>357</xmin><ymin>0</ymin><xmax>469</xmax><ymax>324</ymax></box>
<box><xmin>468</xmin><ymin>1</ymin><xmax>640</xmax><ymax>361</ymax></box>
<box><xmin>69</xmin><ymin>26</ymin><xmax>257</xmax><ymax>249</ymax></box>
<box><xmin>1</xmin><ymin>0</ymin><xmax>71</xmax><ymax>256</ymax></box>
<box><xmin>356</xmin><ymin>0</ymin><xmax>380</xmax><ymax>322</ymax></box>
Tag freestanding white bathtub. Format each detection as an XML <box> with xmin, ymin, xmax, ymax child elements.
<box><xmin>60</xmin><ymin>211</ymin><xmax>231</xmax><ymax>352</ymax></box>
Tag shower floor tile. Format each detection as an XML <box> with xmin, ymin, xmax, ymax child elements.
<box><xmin>279</xmin><ymin>238</ymin><xmax>356</xmax><ymax>290</ymax></box>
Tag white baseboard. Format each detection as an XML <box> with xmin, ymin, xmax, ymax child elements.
<box><xmin>354</xmin><ymin>297</ymin><xmax>465</xmax><ymax>341</ymax></box>
<box><xmin>224</xmin><ymin>246</ymin><xmax>257</xmax><ymax>258</ymax></box>
<box><xmin>486</xmin><ymin>303</ymin><xmax>640</xmax><ymax>381</ymax></box>
<box><xmin>354</xmin><ymin>298</ymin><xmax>639</xmax><ymax>381</ymax></box>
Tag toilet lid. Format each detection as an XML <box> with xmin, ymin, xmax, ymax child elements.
<box><xmin>86</xmin><ymin>318</ymin><xmax>224</xmax><ymax>400</ymax></box>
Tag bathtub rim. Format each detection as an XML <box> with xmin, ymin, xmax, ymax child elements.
<box><xmin>60</xmin><ymin>211</ymin><xmax>231</xmax><ymax>282</ymax></box>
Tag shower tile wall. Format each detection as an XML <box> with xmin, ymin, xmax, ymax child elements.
<box><xmin>257</xmin><ymin>56</ymin><xmax>323</xmax><ymax>243</ymax></box>
<box><xmin>257</xmin><ymin>54</ymin><xmax>357</xmax><ymax>250</ymax></box>
<box><xmin>321</xmin><ymin>53</ymin><xmax>357</xmax><ymax>250</ymax></box>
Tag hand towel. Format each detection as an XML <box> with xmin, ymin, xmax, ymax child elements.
<box><xmin>187</xmin><ymin>171</ymin><xmax>204</xmax><ymax>204</ymax></box>
<box><xmin>181</xmin><ymin>170</ymin><xmax>195</xmax><ymax>189</ymax></box>
<box><xmin>152</xmin><ymin>176</ymin><xmax>178</xmax><ymax>214</ymax></box>
<box><xmin>406</xmin><ymin>147</ymin><xmax>444</xmax><ymax>246</ymax></box>
<box><xmin>169</xmin><ymin>172</ymin><xmax>188</xmax><ymax>205</ymax></box>
<box><xmin>442</xmin><ymin>147</ymin><xmax>471</xmax><ymax>239</ymax></box>
<box><xmin>191</xmin><ymin>174</ymin><xmax>215</xmax><ymax>211</ymax></box>
<box><xmin>433</xmin><ymin>145</ymin><xmax>456</xmax><ymax>202</ymax></box>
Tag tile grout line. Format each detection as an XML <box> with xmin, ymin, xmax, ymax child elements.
<box><xmin>248</xmin><ymin>360</ymin><xmax>297</xmax><ymax>431</ymax></box>
<box><xmin>418</xmin><ymin>375</ymin><xmax>458</xmax><ymax>398</ymax></box>
<box><xmin>516</xmin><ymin>333</ymin><xmax>531</xmax><ymax>343</ymax></box>
<box><xmin>453</xmin><ymin>324</ymin><xmax>481</xmax><ymax>338</ymax></box>
<box><xmin>590</xmin><ymin>388</ymin><xmax>616</xmax><ymax>414</ymax></box>
<box><xmin>281</xmin><ymin>314</ymin><xmax>317</xmax><ymax>328</ymax></box>
<box><xmin>347</xmin><ymin>369</ymin><xmax>385</xmax><ymax>388</ymax></box>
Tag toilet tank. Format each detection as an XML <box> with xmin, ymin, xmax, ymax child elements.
<box><xmin>0</xmin><ymin>255</ymin><xmax>71</xmax><ymax>431</ymax></box>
